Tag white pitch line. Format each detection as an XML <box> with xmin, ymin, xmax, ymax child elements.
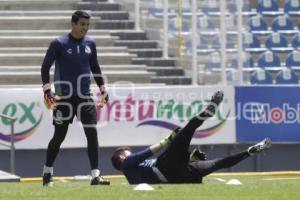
<box><xmin>262</xmin><ymin>177</ymin><xmax>300</xmax><ymax>181</ymax></box>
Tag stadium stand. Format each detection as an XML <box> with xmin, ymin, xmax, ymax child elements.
<box><xmin>200</xmin><ymin>0</ymin><xmax>220</xmax><ymax>13</ymax></box>
<box><xmin>227</xmin><ymin>0</ymin><xmax>251</xmax><ymax>12</ymax></box>
<box><xmin>257</xmin><ymin>0</ymin><xmax>279</xmax><ymax>14</ymax></box>
<box><xmin>271</xmin><ymin>14</ymin><xmax>297</xmax><ymax>33</ymax></box>
<box><xmin>265</xmin><ymin>32</ymin><xmax>294</xmax><ymax>53</ymax></box>
<box><xmin>211</xmin><ymin>34</ymin><xmax>236</xmax><ymax>49</ymax></box>
<box><xmin>243</xmin><ymin>32</ymin><xmax>261</xmax><ymax>49</ymax></box>
<box><xmin>3</xmin><ymin>0</ymin><xmax>297</xmax><ymax>85</ymax></box>
<box><xmin>291</xmin><ymin>32</ymin><xmax>300</xmax><ymax>49</ymax></box>
<box><xmin>231</xmin><ymin>55</ymin><xmax>255</xmax><ymax>69</ymax></box>
<box><xmin>284</xmin><ymin>0</ymin><xmax>300</xmax><ymax>15</ymax></box>
<box><xmin>168</xmin><ymin>17</ymin><xmax>190</xmax><ymax>33</ymax></box>
<box><xmin>0</xmin><ymin>0</ymin><xmax>191</xmax><ymax>85</ymax></box>
<box><xmin>250</xmin><ymin>68</ymin><xmax>273</xmax><ymax>84</ymax></box>
<box><xmin>258</xmin><ymin>50</ymin><xmax>281</xmax><ymax>69</ymax></box>
<box><xmin>248</xmin><ymin>14</ymin><xmax>270</xmax><ymax>32</ymax></box>
<box><xmin>197</xmin><ymin>14</ymin><xmax>216</xmax><ymax>31</ymax></box>
<box><xmin>285</xmin><ymin>50</ymin><xmax>300</xmax><ymax>71</ymax></box>
<box><xmin>275</xmin><ymin>67</ymin><xmax>299</xmax><ymax>84</ymax></box>
<box><xmin>243</xmin><ymin>33</ymin><xmax>267</xmax><ymax>58</ymax></box>
<box><xmin>204</xmin><ymin>51</ymin><xmax>221</xmax><ymax>71</ymax></box>
<box><xmin>184</xmin><ymin>35</ymin><xmax>212</xmax><ymax>52</ymax></box>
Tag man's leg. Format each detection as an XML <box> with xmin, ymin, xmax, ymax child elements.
<box><xmin>45</xmin><ymin>124</ymin><xmax>69</xmax><ymax>167</ymax></box>
<box><xmin>79</xmin><ymin>97</ymin><xmax>110</xmax><ymax>185</ymax></box>
<box><xmin>191</xmin><ymin>138</ymin><xmax>272</xmax><ymax>177</ymax></box>
<box><xmin>43</xmin><ymin>124</ymin><xmax>69</xmax><ymax>186</ymax></box>
<box><xmin>157</xmin><ymin>91</ymin><xmax>224</xmax><ymax>182</ymax></box>
<box><xmin>191</xmin><ymin>151</ymin><xmax>250</xmax><ymax>177</ymax></box>
<box><xmin>160</xmin><ymin>91</ymin><xmax>224</xmax><ymax>162</ymax></box>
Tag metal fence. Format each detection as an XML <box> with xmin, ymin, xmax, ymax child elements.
<box><xmin>0</xmin><ymin>114</ymin><xmax>17</xmax><ymax>174</ymax></box>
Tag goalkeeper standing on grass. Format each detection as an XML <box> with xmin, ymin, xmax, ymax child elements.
<box><xmin>41</xmin><ymin>10</ymin><xmax>109</xmax><ymax>186</ymax></box>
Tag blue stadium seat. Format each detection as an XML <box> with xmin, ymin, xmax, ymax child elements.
<box><xmin>147</xmin><ymin>7</ymin><xmax>163</xmax><ymax>17</ymax></box>
<box><xmin>211</xmin><ymin>35</ymin><xmax>235</xmax><ymax>49</ymax></box>
<box><xmin>285</xmin><ymin>51</ymin><xmax>300</xmax><ymax>71</ymax></box>
<box><xmin>265</xmin><ymin>33</ymin><xmax>288</xmax><ymax>48</ymax></box>
<box><xmin>243</xmin><ymin>33</ymin><xmax>260</xmax><ymax>48</ymax></box>
<box><xmin>250</xmin><ymin>69</ymin><xmax>273</xmax><ymax>84</ymax></box>
<box><xmin>284</xmin><ymin>0</ymin><xmax>300</xmax><ymax>15</ymax></box>
<box><xmin>197</xmin><ymin>15</ymin><xmax>215</xmax><ymax>31</ymax></box>
<box><xmin>248</xmin><ymin>15</ymin><xmax>269</xmax><ymax>33</ymax></box>
<box><xmin>257</xmin><ymin>0</ymin><xmax>279</xmax><ymax>13</ymax></box>
<box><xmin>265</xmin><ymin>32</ymin><xmax>293</xmax><ymax>53</ymax></box>
<box><xmin>185</xmin><ymin>35</ymin><xmax>213</xmax><ymax>53</ymax></box>
<box><xmin>243</xmin><ymin>56</ymin><xmax>255</xmax><ymax>68</ymax></box>
<box><xmin>226</xmin><ymin>14</ymin><xmax>237</xmax><ymax>31</ymax></box>
<box><xmin>168</xmin><ymin>17</ymin><xmax>190</xmax><ymax>33</ymax></box>
<box><xmin>291</xmin><ymin>33</ymin><xmax>300</xmax><ymax>49</ymax></box>
<box><xmin>201</xmin><ymin>0</ymin><xmax>219</xmax><ymax>13</ymax></box>
<box><xmin>204</xmin><ymin>51</ymin><xmax>221</xmax><ymax>70</ymax></box>
<box><xmin>258</xmin><ymin>51</ymin><xmax>281</xmax><ymax>70</ymax></box>
<box><xmin>243</xmin><ymin>33</ymin><xmax>266</xmax><ymax>53</ymax></box>
<box><xmin>271</xmin><ymin>15</ymin><xmax>296</xmax><ymax>33</ymax></box>
<box><xmin>275</xmin><ymin>68</ymin><xmax>299</xmax><ymax>84</ymax></box>
<box><xmin>230</xmin><ymin>56</ymin><xmax>255</xmax><ymax>69</ymax></box>
<box><xmin>227</xmin><ymin>0</ymin><xmax>251</xmax><ymax>12</ymax></box>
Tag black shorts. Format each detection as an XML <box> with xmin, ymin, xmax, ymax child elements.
<box><xmin>52</xmin><ymin>96</ymin><xmax>97</xmax><ymax>126</ymax></box>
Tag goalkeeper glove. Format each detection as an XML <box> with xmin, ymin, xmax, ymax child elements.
<box><xmin>189</xmin><ymin>148</ymin><xmax>207</xmax><ymax>162</ymax></box>
<box><xmin>98</xmin><ymin>85</ymin><xmax>109</xmax><ymax>108</ymax></box>
<box><xmin>159</xmin><ymin>128</ymin><xmax>180</xmax><ymax>148</ymax></box>
<box><xmin>43</xmin><ymin>83</ymin><xmax>56</xmax><ymax>110</ymax></box>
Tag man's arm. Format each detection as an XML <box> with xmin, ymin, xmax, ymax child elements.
<box><xmin>89</xmin><ymin>41</ymin><xmax>108</xmax><ymax>107</ymax></box>
<box><xmin>122</xmin><ymin>148</ymin><xmax>154</xmax><ymax>170</ymax></box>
<box><xmin>41</xmin><ymin>40</ymin><xmax>60</xmax><ymax>110</ymax></box>
<box><xmin>122</xmin><ymin>132</ymin><xmax>176</xmax><ymax>170</ymax></box>
<box><xmin>41</xmin><ymin>40</ymin><xmax>60</xmax><ymax>85</ymax></box>
<box><xmin>89</xmin><ymin>43</ymin><xmax>104</xmax><ymax>86</ymax></box>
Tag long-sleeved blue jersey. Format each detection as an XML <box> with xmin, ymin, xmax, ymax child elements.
<box><xmin>122</xmin><ymin>148</ymin><xmax>163</xmax><ymax>184</ymax></box>
<box><xmin>41</xmin><ymin>33</ymin><xmax>104</xmax><ymax>96</ymax></box>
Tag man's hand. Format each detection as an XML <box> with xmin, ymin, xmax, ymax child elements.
<box><xmin>98</xmin><ymin>85</ymin><xmax>109</xmax><ymax>108</ymax></box>
<box><xmin>43</xmin><ymin>83</ymin><xmax>56</xmax><ymax>110</ymax></box>
<box><xmin>189</xmin><ymin>148</ymin><xmax>207</xmax><ymax>162</ymax></box>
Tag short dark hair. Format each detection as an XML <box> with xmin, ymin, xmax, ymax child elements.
<box><xmin>71</xmin><ymin>10</ymin><xmax>91</xmax><ymax>23</ymax></box>
<box><xmin>111</xmin><ymin>146</ymin><xmax>132</xmax><ymax>171</ymax></box>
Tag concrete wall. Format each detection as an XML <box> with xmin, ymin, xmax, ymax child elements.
<box><xmin>0</xmin><ymin>143</ymin><xmax>299</xmax><ymax>177</ymax></box>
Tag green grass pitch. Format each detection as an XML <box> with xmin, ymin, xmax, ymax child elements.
<box><xmin>0</xmin><ymin>175</ymin><xmax>299</xmax><ymax>200</ymax></box>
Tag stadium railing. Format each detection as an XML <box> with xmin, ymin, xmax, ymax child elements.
<box><xmin>0</xmin><ymin>114</ymin><xmax>17</xmax><ymax>174</ymax></box>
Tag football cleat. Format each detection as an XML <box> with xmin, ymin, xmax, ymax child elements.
<box><xmin>248</xmin><ymin>138</ymin><xmax>272</xmax><ymax>155</ymax></box>
<box><xmin>201</xmin><ymin>90</ymin><xmax>224</xmax><ymax>118</ymax></box>
<box><xmin>43</xmin><ymin>173</ymin><xmax>53</xmax><ymax>187</ymax></box>
<box><xmin>90</xmin><ymin>176</ymin><xmax>110</xmax><ymax>186</ymax></box>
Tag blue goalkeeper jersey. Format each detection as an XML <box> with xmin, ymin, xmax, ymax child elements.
<box><xmin>41</xmin><ymin>33</ymin><xmax>104</xmax><ymax>96</ymax></box>
<box><xmin>122</xmin><ymin>148</ymin><xmax>163</xmax><ymax>184</ymax></box>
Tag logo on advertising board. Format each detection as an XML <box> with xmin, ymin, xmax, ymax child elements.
<box><xmin>236</xmin><ymin>86</ymin><xmax>300</xmax><ymax>142</ymax></box>
<box><xmin>0</xmin><ymin>101</ymin><xmax>43</xmax><ymax>142</ymax></box>
<box><xmin>96</xmin><ymin>93</ymin><xmax>230</xmax><ymax>139</ymax></box>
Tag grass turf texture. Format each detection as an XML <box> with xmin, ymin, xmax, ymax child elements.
<box><xmin>0</xmin><ymin>175</ymin><xmax>299</xmax><ymax>200</ymax></box>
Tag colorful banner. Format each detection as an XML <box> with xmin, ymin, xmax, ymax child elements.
<box><xmin>236</xmin><ymin>86</ymin><xmax>300</xmax><ymax>142</ymax></box>
<box><xmin>0</xmin><ymin>86</ymin><xmax>235</xmax><ymax>149</ymax></box>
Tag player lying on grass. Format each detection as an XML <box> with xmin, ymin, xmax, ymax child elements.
<box><xmin>111</xmin><ymin>91</ymin><xmax>272</xmax><ymax>184</ymax></box>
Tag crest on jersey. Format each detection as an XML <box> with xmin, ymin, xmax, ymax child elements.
<box><xmin>85</xmin><ymin>46</ymin><xmax>91</xmax><ymax>54</ymax></box>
